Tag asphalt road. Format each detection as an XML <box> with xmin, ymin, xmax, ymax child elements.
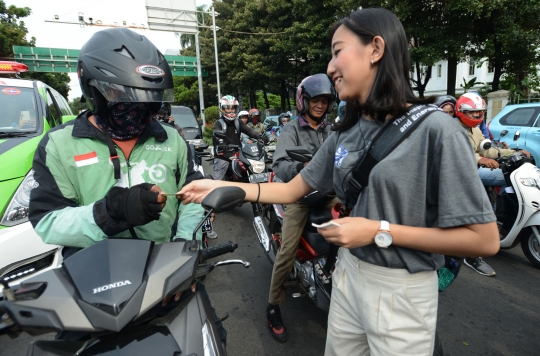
<box><xmin>1</xmin><ymin>160</ymin><xmax>540</xmax><ymax>355</ymax></box>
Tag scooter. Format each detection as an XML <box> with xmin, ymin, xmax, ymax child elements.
<box><xmin>493</xmin><ymin>132</ymin><xmax>540</xmax><ymax>268</ymax></box>
<box><xmin>0</xmin><ymin>186</ymin><xmax>250</xmax><ymax>356</ymax></box>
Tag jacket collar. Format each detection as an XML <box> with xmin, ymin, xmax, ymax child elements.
<box><xmin>298</xmin><ymin>113</ymin><xmax>328</xmax><ymax>130</ymax></box>
<box><xmin>72</xmin><ymin>110</ymin><xmax>168</xmax><ymax>143</ymax></box>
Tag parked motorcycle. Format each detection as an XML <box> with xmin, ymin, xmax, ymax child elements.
<box><xmin>0</xmin><ymin>186</ymin><xmax>249</xmax><ymax>356</ymax></box>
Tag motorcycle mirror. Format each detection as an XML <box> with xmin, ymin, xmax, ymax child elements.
<box><xmin>202</xmin><ymin>186</ymin><xmax>246</xmax><ymax>213</ymax></box>
<box><xmin>213</xmin><ymin>130</ymin><xmax>227</xmax><ymax>139</ymax></box>
<box><xmin>479</xmin><ymin>139</ymin><xmax>492</xmax><ymax>150</ymax></box>
<box><xmin>513</xmin><ymin>130</ymin><xmax>521</xmax><ymax>141</ymax></box>
<box><xmin>286</xmin><ymin>146</ymin><xmax>313</xmax><ymax>163</ymax></box>
<box><xmin>500</xmin><ymin>130</ymin><xmax>508</xmax><ymax>138</ymax></box>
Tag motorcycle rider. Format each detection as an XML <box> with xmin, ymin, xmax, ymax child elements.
<box><xmin>455</xmin><ymin>92</ymin><xmax>530</xmax><ymax>276</ymax></box>
<box><xmin>213</xmin><ymin>95</ymin><xmax>267</xmax><ymax>180</ymax></box>
<box><xmin>238</xmin><ymin>110</ymin><xmax>252</xmax><ymax>144</ymax></box>
<box><xmin>28</xmin><ymin>28</ymin><xmax>226</xmax><ymax>344</ymax></box>
<box><xmin>270</xmin><ymin>112</ymin><xmax>291</xmax><ymax>139</ymax></box>
<box><xmin>266</xmin><ymin>74</ymin><xmax>338</xmax><ymax>342</ymax></box>
<box><xmin>248</xmin><ymin>108</ymin><xmax>264</xmax><ymax>134</ymax></box>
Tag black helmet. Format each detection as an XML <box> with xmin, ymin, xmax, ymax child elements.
<box><xmin>278</xmin><ymin>112</ymin><xmax>290</xmax><ymax>125</ymax></box>
<box><xmin>434</xmin><ymin>95</ymin><xmax>456</xmax><ymax>108</ymax></box>
<box><xmin>296</xmin><ymin>74</ymin><xmax>336</xmax><ymax>114</ymax></box>
<box><xmin>154</xmin><ymin>102</ymin><xmax>172</xmax><ymax>123</ymax></box>
<box><xmin>77</xmin><ymin>28</ymin><xmax>174</xmax><ymax>119</ymax></box>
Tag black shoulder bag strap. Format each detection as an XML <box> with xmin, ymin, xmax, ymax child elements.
<box><xmin>344</xmin><ymin>105</ymin><xmax>440</xmax><ymax>210</ymax></box>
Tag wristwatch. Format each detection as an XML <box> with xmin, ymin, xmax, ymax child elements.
<box><xmin>374</xmin><ymin>220</ymin><xmax>393</xmax><ymax>248</ymax></box>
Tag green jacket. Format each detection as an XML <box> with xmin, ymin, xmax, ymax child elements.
<box><xmin>29</xmin><ymin>111</ymin><xmax>204</xmax><ymax>248</ymax></box>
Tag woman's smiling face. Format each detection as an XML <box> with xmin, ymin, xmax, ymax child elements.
<box><xmin>327</xmin><ymin>25</ymin><xmax>378</xmax><ymax>103</ymax></box>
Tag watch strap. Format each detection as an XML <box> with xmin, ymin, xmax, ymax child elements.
<box><xmin>380</xmin><ymin>220</ymin><xmax>390</xmax><ymax>231</ymax></box>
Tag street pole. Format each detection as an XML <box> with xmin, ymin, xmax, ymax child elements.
<box><xmin>212</xmin><ymin>6</ymin><xmax>221</xmax><ymax>101</ymax></box>
<box><xmin>195</xmin><ymin>32</ymin><xmax>206</xmax><ymax>129</ymax></box>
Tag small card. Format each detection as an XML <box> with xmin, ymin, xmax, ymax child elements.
<box><xmin>312</xmin><ymin>221</ymin><xmax>341</xmax><ymax>230</ymax></box>
<box><xmin>160</xmin><ymin>193</ymin><xmax>178</xmax><ymax>197</ymax></box>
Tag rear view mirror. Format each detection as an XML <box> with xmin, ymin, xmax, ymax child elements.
<box><xmin>500</xmin><ymin>130</ymin><xmax>508</xmax><ymax>138</ymax></box>
<box><xmin>213</xmin><ymin>130</ymin><xmax>226</xmax><ymax>139</ymax></box>
<box><xmin>513</xmin><ymin>130</ymin><xmax>521</xmax><ymax>141</ymax></box>
<box><xmin>286</xmin><ymin>146</ymin><xmax>313</xmax><ymax>162</ymax></box>
<box><xmin>202</xmin><ymin>187</ymin><xmax>245</xmax><ymax>213</ymax></box>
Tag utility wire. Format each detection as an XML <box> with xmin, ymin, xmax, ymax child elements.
<box><xmin>221</xmin><ymin>29</ymin><xmax>286</xmax><ymax>35</ymax></box>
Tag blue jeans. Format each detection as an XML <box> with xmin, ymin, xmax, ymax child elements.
<box><xmin>478</xmin><ymin>167</ymin><xmax>505</xmax><ymax>187</ymax></box>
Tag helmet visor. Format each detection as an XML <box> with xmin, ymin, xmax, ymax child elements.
<box><xmin>91</xmin><ymin>79</ymin><xmax>174</xmax><ymax>102</ymax></box>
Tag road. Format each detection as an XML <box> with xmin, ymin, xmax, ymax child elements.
<box><xmin>2</xmin><ymin>170</ymin><xmax>540</xmax><ymax>355</ymax></box>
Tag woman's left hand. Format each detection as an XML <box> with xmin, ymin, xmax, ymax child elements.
<box><xmin>317</xmin><ymin>217</ymin><xmax>379</xmax><ymax>249</ymax></box>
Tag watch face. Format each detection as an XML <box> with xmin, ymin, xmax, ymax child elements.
<box><xmin>375</xmin><ymin>232</ymin><xmax>392</xmax><ymax>247</ymax></box>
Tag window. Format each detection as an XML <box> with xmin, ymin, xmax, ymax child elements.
<box><xmin>437</xmin><ymin>64</ymin><xmax>442</xmax><ymax>78</ymax></box>
<box><xmin>499</xmin><ymin>108</ymin><xmax>540</xmax><ymax>127</ymax></box>
<box><xmin>469</xmin><ymin>60</ymin><xmax>475</xmax><ymax>76</ymax></box>
<box><xmin>0</xmin><ymin>87</ymin><xmax>37</xmax><ymax>131</ymax></box>
<box><xmin>46</xmin><ymin>89</ymin><xmax>61</xmax><ymax>127</ymax></box>
<box><xmin>170</xmin><ymin>106</ymin><xmax>199</xmax><ymax>128</ymax></box>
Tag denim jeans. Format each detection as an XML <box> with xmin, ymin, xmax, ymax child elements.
<box><xmin>478</xmin><ymin>167</ymin><xmax>505</xmax><ymax>187</ymax></box>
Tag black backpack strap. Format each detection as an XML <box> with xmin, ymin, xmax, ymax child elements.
<box><xmin>344</xmin><ymin>105</ymin><xmax>439</xmax><ymax>209</ymax></box>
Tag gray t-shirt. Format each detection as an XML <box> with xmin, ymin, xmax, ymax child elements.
<box><xmin>300</xmin><ymin>109</ymin><xmax>495</xmax><ymax>273</ymax></box>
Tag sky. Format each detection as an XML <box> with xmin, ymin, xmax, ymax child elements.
<box><xmin>12</xmin><ymin>0</ymin><xmax>212</xmax><ymax>100</ymax></box>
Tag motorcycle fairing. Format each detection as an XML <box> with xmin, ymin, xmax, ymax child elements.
<box><xmin>240</xmin><ymin>142</ymin><xmax>264</xmax><ymax>160</ymax></box>
<box><xmin>63</xmin><ymin>239</ymin><xmax>152</xmax><ymax>316</ymax></box>
<box><xmin>231</xmin><ymin>159</ymin><xmax>245</xmax><ymax>179</ymax></box>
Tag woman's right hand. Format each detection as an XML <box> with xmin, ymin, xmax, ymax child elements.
<box><xmin>177</xmin><ymin>179</ymin><xmax>222</xmax><ymax>204</ymax></box>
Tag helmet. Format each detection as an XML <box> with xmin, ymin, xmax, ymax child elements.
<box><xmin>77</xmin><ymin>28</ymin><xmax>174</xmax><ymax>119</ymax></box>
<box><xmin>278</xmin><ymin>112</ymin><xmax>291</xmax><ymax>125</ymax></box>
<box><xmin>456</xmin><ymin>92</ymin><xmax>486</xmax><ymax>127</ymax></box>
<box><xmin>248</xmin><ymin>108</ymin><xmax>260</xmax><ymax>122</ymax></box>
<box><xmin>434</xmin><ymin>95</ymin><xmax>456</xmax><ymax>108</ymax></box>
<box><xmin>296</xmin><ymin>74</ymin><xmax>336</xmax><ymax>114</ymax></box>
<box><xmin>337</xmin><ymin>101</ymin><xmax>346</xmax><ymax>121</ymax></box>
<box><xmin>154</xmin><ymin>102</ymin><xmax>172</xmax><ymax>123</ymax></box>
<box><xmin>238</xmin><ymin>110</ymin><xmax>249</xmax><ymax>120</ymax></box>
<box><xmin>219</xmin><ymin>95</ymin><xmax>239</xmax><ymax>121</ymax></box>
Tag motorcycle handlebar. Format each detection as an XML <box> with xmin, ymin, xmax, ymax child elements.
<box><xmin>201</xmin><ymin>241</ymin><xmax>238</xmax><ymax>261</ymax></box>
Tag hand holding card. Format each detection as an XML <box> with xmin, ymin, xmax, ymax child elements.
<box><xmin>312</xmin><ymin>221</ymin><xmax>341</xmax><ymax>230</ymax></box>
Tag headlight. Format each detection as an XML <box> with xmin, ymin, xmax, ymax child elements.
<box><xmin>248</xmin><ymin>159</ymin><xmax>265</xmax><ymax>173</ymax></box>
<box><xmin>188</xmin><ymin>139</ymin><xmax>205</xmax><ymax>146</ymax></box>
<box><xmin>1</xmin><ymin>170</ymin><xmax>38</xmax><ymax>226</ymax></box>
<box><xmin>202</xmin><ymin>321</ymin><xmax>218</xmax><ymax>356</ymax></box>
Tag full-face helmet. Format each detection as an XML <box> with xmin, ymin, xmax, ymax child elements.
<box><xmin>219</xmin><ymin>95</ymin><xmax>239</xmax><ymax>121</ymax></box>
<box><xmin>456</xmin><ymin>92</ymin><xmax>486</xmax><ymax>127</ymax></box>
<box><xmin>77</xmin><ymin>28</ymin><xmax>174</xmax><ymax>119</ymax></box>
<box><xmin>296</xmin><ymin>74</ymin><xmax>336</xmax><ymax>114</ymax></box>
<box><xmin>248</xmin><ymin>108</ymin><xmax>260</xmax><ymax>123</ymax></box>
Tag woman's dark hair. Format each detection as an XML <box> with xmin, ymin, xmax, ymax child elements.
<box><xmin>329</xmin><ymin>8</ymin><xmax>435</xmax><ymax>131</ymax></box>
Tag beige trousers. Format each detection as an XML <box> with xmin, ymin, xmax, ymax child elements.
<box><xmin>325</xmin><ymin>248</ymin><xmax>438</xmax><ymax>356</ymax></box>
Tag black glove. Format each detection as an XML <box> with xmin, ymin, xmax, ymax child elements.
<box><xmin>105</xmin><ymin>183</ymin><xmax>163</xmax><ymax>227</ymax></box>
<box><xmin>259</xmin><ymin>133</ymin><xmax>269</xmax><ymax>144</ymax></box>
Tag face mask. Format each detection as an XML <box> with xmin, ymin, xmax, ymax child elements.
<box><xmin>94</xmin><ymin>102</ymin><xmax>153</xmax><ymax>140</ymax></box>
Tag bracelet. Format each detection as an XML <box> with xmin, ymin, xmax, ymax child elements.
<box><xmin>256</xmin><ymin>182</ymin><xmax>261</xmax><ymax>203</ymax></box>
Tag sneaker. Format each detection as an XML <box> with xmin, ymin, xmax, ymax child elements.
<box><xmin>464</xmin><ymin>257</ymin><xmax>496</xmax><ymax>276</ymax></box>
<box><xmin>266</xmin><ymin>304</ymin><xmax>288</xmax><ymax>342</ymax></box>
<box><xmin>207</xmin><ymin>230</ymin><xmax>218</xmax><ymax>239</ymax></box>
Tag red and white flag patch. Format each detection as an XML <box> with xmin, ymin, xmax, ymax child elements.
<box><xmin>74</xmin><ymin>152</ymin><xmax>99</xmax><ymax>167</ymax></box>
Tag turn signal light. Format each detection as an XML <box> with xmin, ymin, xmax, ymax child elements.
<box><xmin>0</xmin><ymin>61</ymin><xmax>29</xmax><ymax>74</ymax></box>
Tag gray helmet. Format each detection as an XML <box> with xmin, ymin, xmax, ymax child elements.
<box><xmin>77</xmin><ymin>28</ymin><xmax>174</xmax><ymax>118</ymax></box>
<box><xmin>296</xmin><ymin>74</ymin><xmax>336</xmax><ymax>114</ymax></box>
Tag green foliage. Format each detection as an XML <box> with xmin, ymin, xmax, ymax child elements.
<box><xmin>173</xmin><ymin>77</ymin><xmax>199</xmax><ymax>107</ymax></box>
<box><xmin>0</xmin><ymin>1</ymin><xmax>34</xmax><ymax>58</ymax></box>
<box><xmin>204</xmin><ymin>106</ymin><xmax>220</xmax><ymax>125</ymax></box>
<box><xmin>202</xmin><ymin>123</ymin><xmax>214</xmax><ymax>145</ymax></box>
<box><xmin>20</xmin><ymin>72</ymin><xmax>71</xmax><ymax>98</ymax></box>
<box><xmin>69</xmin><ymin>97</ymin><xmax>88</xmax><ymax>114</ymax></box>
<box><xmin>254</xmin><ymin>92</ymin><xmax>281</xmax><ymax>111</ymax></box>
<box><xmin>460</xmin><ymin>77</ymin><xmax>484</xmax><ymax>93</ymax></box>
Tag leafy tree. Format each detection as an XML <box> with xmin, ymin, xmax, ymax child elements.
<box><xmin>69</xmin><ymin>96</ymin><xmax>88</xmax><ymax>114</ymax></box>
<box><xmin>0</xmin><ymin>1</ymin><xmax>70</xmax><ymax>97</ymax></box>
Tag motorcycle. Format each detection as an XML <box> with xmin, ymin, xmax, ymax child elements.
<box><xmin>493</xmin><ymin>148</ymin><xmax>540</xmax><ymax>268</ymax></box>
<box><xmin>0</xmin><ymin>186</ymin><xmax>250</xmax><ymax>356</ymax></box>
<box><xmin>213</xmin><ymin>130</ymin><xmax>271</xmax><ymax>218</ymax></box>
<box><xmin>252</xmin><ymin>146</ymin><xmax>338</xmax><ymax>311</ymax></box>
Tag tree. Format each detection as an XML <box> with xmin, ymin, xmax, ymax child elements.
<box><xmin>69</xmin><ymin>97</ymin><xmax>88</xmax><ymax>114</ymax></box>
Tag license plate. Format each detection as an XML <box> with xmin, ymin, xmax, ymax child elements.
<box><xmin>249</xmin><ymin>172</ymin><xmax>270</xmax><ymax>183</ymax></box>
<box><xmin>202</xmin><ymin>217</ymin><xmax>213</xmax><ymax>232</ymax></box>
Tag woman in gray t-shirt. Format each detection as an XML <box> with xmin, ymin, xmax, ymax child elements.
<box><xmin>180</xmin><ymin>8</ymin><xmax>499</xmax><ymax>356</ymax></box>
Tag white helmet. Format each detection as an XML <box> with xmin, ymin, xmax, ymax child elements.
<box><xmin>238</xmin><ymin>110</ymin><xmax>249</xmax><ymax>119</ymax></box>
<box><xmin>219</xmin><ymin>95</ymin><xmax>239</xmax><ymax>121</ymax></box>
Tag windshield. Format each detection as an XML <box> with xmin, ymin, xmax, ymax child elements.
<box><xmin>171</xmin><ymin>106</ymin><xmax>199</xmax><ymax>128</ymax></box>
<box><xmin>0</xmin><ymin>87</ymin><xmax>38</xmax><ymax>133</ymax></box>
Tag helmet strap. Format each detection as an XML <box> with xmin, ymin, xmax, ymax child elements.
<box><xmin>101</xmin><ymin>118</ymin><xmax>121</xmax><ymax>180</ymax></box>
